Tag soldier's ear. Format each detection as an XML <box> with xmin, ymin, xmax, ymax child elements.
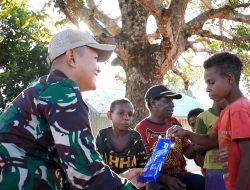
<box><xmin>65</xmin><ymin>49</ymin><xmax>76</xmax><ymax>67</ymax></box>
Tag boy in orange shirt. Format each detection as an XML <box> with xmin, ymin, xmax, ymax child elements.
<box><xmin>168</xmin><ymin>52</ymin><xmax>250</xmax><ymax>190</ymax></box>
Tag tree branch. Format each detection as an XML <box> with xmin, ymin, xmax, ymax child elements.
<box><xmin>168</xmin><ymin>0</ymin><xmax>189</xmax><ymax>19</ymax></box>
<box><xmin>223</xmin><ymin>27</ymin><xmax>240</xmax><ymax>38</ymax></box>
<box><xmin>59</xmin><ymin>0</ymin><xmax>112</xmax><ymax>39</ymax></box>
<box><xmin>171</xmin><ymin>65</ymin><xmax>189</xmax><ymax>90</ymax></box>
<box><xmin>74</xmin><ymin>0</ymin><xmax>106</xmax><ymax>36</ymax></box>
<box><xmin>187</xmin><ymin>37</ymin><xmax>217</xmax><ymax>53</ymax></box>
<box><xmin>186</xmin><ymin>3</ymin><xmax>250</xmax><ymax>35</ymax></box>
<box><xmin>168</xmin><ymin>0</ymin><xmax>188</xmax><ymax>41</ymax></box>
<box><xmin>85</xmin><ymin>0</ymin><xmax>121</xmax><ymax>36</ymax></box>
<box><xmin>118</xmin><ymin>0</ymin><xmax>149</xmax><ymax>45</ymax></box>
<box><xmin>197</xmin><ymin>30</ymin><xmax>250</xmax><ymax>45</ymax></box>
<box><xmin>188</xmin><ymin>42</ymin><xmax>216</xmax><ymax>54</ymax></box>
<box><xmin>111</xmin><ymin>57</ymin><xmax>123</xmax><ymax>66</ymax></box>
<box><xmin>200</xmin><ymin>0</ymin><xmax>212</xmax><ymax>9</ymax></box>
<box><xmin>189</xmin><ymin>38</ymin><xmax>211</xmax><ymax>44</ymax></box>
<box><xmin>55</xmin><ymin>0</ymin><xmax>80</xmax><ymax>28</ymax></box>
<box><xmin>200</xmin><ymin>1</ymin><xmax>229</xmax><ymax>50</ymax></box>
<box><xmin>219</xmin><ymin>19</ymin><xmax>225</xmax><ymax>49</ymax></box>
<box><xmin>136</xmin><ymin>0</ymin><xmax>163</xmax><ymax>17</ymax></box>
<box><xmin>148</xmin><ymin>30</ymin><xmax>162</xmax><ymax>44</ymax></box>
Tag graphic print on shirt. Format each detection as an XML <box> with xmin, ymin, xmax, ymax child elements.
<box><xmin>145</xmin><ymin>128</ymin><xmax>185</xmax><ymax>175</ymax></box>
<box><xmin>105</xmin><ymin>153</ymin><xmax>137</xmax><ymax>169</ymax></box>
<box><xmin>219</xmin><ymin>143</ymin><xmax>229</xmax><ymax>177</ymax></box>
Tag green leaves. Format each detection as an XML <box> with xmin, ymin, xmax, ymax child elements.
<box><xmin>0</xmin><ymin>1</ymin><xmax>51</xmax><ymax>112</ymax></box>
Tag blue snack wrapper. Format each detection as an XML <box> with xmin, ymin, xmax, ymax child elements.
<box><xmin>138</xmin><ymin>137</ymin><xmax>172</xmax><ymax>183</ymax></box>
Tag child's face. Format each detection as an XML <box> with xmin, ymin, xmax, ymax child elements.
<box><xmin>109</xmin><ymin>103</ymin><xmax>134</xmax><ymax>131</ymax></box>
<box><xmin>188</xmin><ymin>116</ymin><xmax>197</xmax><ymax>132</ymax></box>
<box><xmin>204</xmin><ymin>67</ymin><xmax>231</xmax><ymax>102</ymax></box>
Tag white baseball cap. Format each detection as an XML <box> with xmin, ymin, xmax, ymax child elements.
<box><xmin>47</xmin><ymin>29</ymin><xmax>116</xmax><ymax>64</ymax></box>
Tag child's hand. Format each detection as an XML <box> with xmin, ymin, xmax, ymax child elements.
<box><xmin>166</xmin><ymin>125</ymin><xmax>187</xmax><ymax>138</ymax></box>
<box><xmin>120</xmin><ymin>168</ymin><xmax>148</xmax><ymax>189</ymax></box>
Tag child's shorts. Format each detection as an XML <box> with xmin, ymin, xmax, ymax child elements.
<box><xmin>205</xmin><ymin>169</ymin><xmax>226</xmax><ymax>190</ymax></box>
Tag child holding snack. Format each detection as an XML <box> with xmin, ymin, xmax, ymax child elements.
<box><xmin>168</xmin><ymin>52</ymin><xmax>250</xmax><ymax>190</ymax></box>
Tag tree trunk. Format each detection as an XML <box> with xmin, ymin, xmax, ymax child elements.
<box><xmin>122</xmin><ymin>44</ymin><xmax>166</xmax><ymax>126</ymax></box>
<box><xmin>126</xmin><ymin>68</ymin><xmax>164</xmax><ymax>126</ymax></box>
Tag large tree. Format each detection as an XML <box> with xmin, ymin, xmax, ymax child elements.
<box><xmin>52</xmin><ymin>0</ymin><xmax>250</xmax><ymax>123</ymax></box>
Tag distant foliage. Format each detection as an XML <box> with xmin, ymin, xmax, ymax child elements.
<box><xmin>0</xmin><ymin>1</ymin><xmax>50</xmax><ymax>112</ymax></box>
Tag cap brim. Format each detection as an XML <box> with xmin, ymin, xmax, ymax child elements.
<box><xmin>87</xmin><ymin>43</ymin><xmax>116</xmax><ymax>62</ymax></box>
<box><xmin>160</xmin><ymin>91</ymin><xmax>182</xmax><ymax>99</ymax></box>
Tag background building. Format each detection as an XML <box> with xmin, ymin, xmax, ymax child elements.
<box><xmin>82</xmin><ymin>88</ymin><xmax>206</xmax><ymax>137</ymax></box>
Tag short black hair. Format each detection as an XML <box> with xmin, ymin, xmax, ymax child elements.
<box><xmin>187</xmin><ymin>108</ymin><xmax>204</xmax><ymax>121</ymax></box>
<box><xmin>203</xmin><ymin>52</ymin><xmax>243</xmax><ymax>85</ymax></box>
<box><xmin>145</xmin><ymin>96</ymin><xmax>163</xmax><ymax>109</ymax></box>
<box><xmin>109</xmin><ymin>98</ymin><xmax>134</xmax><ymax>112</ymax></box>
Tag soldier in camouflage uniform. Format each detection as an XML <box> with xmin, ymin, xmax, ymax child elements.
<box><xmin>0</xmin><ymin>29</ymin><xmax>146</xmax><ymax>190</ymax></box>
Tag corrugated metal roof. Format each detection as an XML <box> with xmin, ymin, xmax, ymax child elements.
<box><xmin>82</xmin><ymin>88</ymin><xmax>206</xmax><ymax>117</ymax></box>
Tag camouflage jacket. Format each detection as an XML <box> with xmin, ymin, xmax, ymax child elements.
<box><xmin>0</xmin><ymin>70</ymin><xmax>133</xmax><ymax>190</ymax></box>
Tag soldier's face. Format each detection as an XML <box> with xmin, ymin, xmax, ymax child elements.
<box><xmin>74</xmin><ymin>46</ymin><xmax>100</xmax><ymax>91</ymax></box>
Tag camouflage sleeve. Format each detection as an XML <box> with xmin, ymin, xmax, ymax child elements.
<box><xmin>39</xmin><ymin>80</ymin><xmax>133</xmax><ymax>190</ymax></box>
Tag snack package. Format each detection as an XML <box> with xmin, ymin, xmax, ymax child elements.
<box><xmin>138</xmin><ymin>137</ymin><xmax>172</xmax><ymax>182</ymax></box>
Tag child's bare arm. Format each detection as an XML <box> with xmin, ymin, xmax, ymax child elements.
<box><xmin>234</xmin><ymin>138</ymin><xmax>250</xmax><ymax>190</ymax></box>
<box><xmin>167</xmin><ymin>125</ymin><xmax>218</xmax><ymax>149</ymax></box>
